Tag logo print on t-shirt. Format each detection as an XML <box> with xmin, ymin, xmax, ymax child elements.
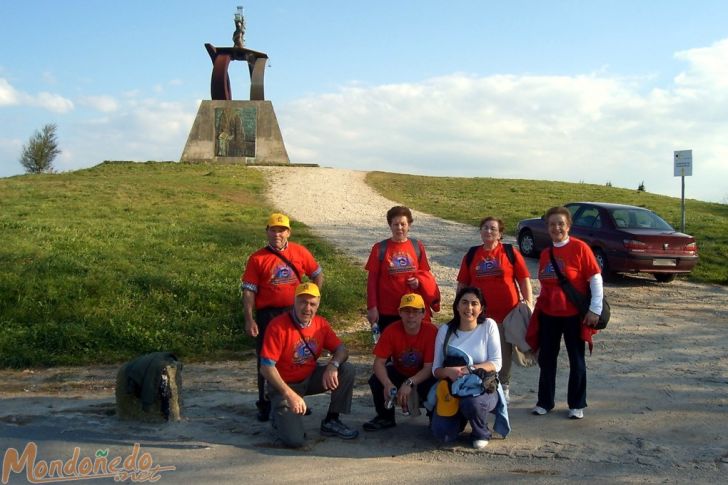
<box><xmin>270</xmin><ymin>263</ymin><xmax>297</xmax><ymax>285</ymax></box>
<box><xmin>292</xmin><ymin>337</ymin><xmax>318</xmax><ymax>365</ymax></box>
<box><xmin>540</xmin><ymin>258</ymin><xmax>563</xmax><ymax>281</ymax></box>
<box><xmin>475</xmin><ymin>257</ymin><xmax>503</xmax><ymax>278</ymax></box>
<box><xmin>388</xmin><ymin>251</ymin><xmax>415</xmax><ymax>274</ymax></box>
<box><xmin>397</xmin><ymin>348</ymin><xmax>423</xmax><ymax>371</ymax></box>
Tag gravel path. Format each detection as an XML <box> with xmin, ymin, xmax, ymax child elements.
<box><xmin>255</xmin><ymin>165</ymin><xmax>530</xmax><ymax>313</ymax></box>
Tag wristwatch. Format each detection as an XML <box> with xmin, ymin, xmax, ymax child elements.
<box><xmin>405</xmin><ymin>378</ymin><xmax>415</xmax><ymax>387</ymax></box>
<box><xmin>329</xmin><ymin>360</ymin><xmax>340</xmax><ymax>369</ymax></box>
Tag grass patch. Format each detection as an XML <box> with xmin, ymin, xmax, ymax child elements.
<box><xmin>0</xmin><ymin>162</ymin><xmax>365</xmax><ymax>367</ymax></box>
<box><xmin>365</xmin><ymin>171</ymin><xmax>728</xmax><ymax>285</ymax></box>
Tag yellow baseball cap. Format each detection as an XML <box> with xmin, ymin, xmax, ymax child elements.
<box><xmin>435</xmin><ymin>380</ymin><xmax>459</xmax><ymax>417</ymax></box>
<box><xmin>295</xmin><ymin>282</ymin><xmax>321</xmax><ymax>298</ymax></box>
<box><xmin>267</xmin><ymin>213</ymin><xmax>290</xmax><ymax>229</ymax></box>
<box><xmin>399</xmin><ymin>293</ymin><xmax>425</xmax><ymax>310</ymax></box>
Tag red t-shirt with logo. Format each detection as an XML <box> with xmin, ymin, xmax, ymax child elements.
<box><xmin>457</xmin><ymin>244</ymin><xmax>530</xmax><ymax>323</ymax></box>
<box><xmin>241</xmin><ymin>242</ymin><xmax>321</xmax><ymax>309</ymax></box>
<box><xmin>260</xmin><ymin>313</ymin><xmax>342</xmax><ymax>383</ymax></box>
<box><xmin>365</xmin><ymin>239</ymin><xmax>431</xmax><ymax>316</ymax></box>
<box><xmin>536</xmin><ymin>237</ymin><xmax>601</xmax><ymax>317</ymax></box>
<box><xmin>373</xmin><ymin>320</ymin><xmax>438</xmax><ymax>377</ymax></box>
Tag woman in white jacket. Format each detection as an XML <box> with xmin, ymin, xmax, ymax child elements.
<box><xmin>431</xmin><ymin>286</ymin><xmax>502</xmax><ymax>449</ymax></box>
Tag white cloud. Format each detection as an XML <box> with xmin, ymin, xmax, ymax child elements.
<box><xmin>674</xmin><ymin>38</ymin><xmax>728</xmax><ymax>90</ymax></box>
<box><xmin>0</xmin><ymin>77</ymin><xmax>73</xmax><ymax>113</ymax></box>
<box><xmin>280</xmin><ymin>39</ymin><xmax>728</xmax><ymax>203</ymax></box>
<box><xmin>32</xmin><ymin>92</ymin><xmax>74</xmax><ymax>113</ymax></box>
<box><xmin>78</xmin><ymin>95</ymin><xmax>119</xmax><ymax>113</ymax></box>
<box><xmin>0</xmin><ymin>78</ymin><xmax>20</xmax><ymax>106</ymax></box>
<box><xmin>65</xmin><ymin>97</ymin><xmax>196</xmax><ymax>163</ymax></box>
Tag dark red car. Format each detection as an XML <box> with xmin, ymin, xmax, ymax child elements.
<box><xmin>515</xmin><ymin>202</ymin><xmax>698</xmax><ymax>282</ymax></box>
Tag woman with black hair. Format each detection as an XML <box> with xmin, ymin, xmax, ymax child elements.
<box><xmin>431</xmin><ymin>287</ymin><xmax>506</xmax><ymax>449</ymax></box>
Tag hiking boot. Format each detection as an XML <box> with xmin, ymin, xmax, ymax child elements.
<box><xmin>256</xmin><ymin>400</ymin><xmax>271</xmax><ymax>422</ymax></box>
<box><xmin>320</xmin><ymin>418</ymin><xmax>359</xmax><ymax>440</ymax></box>
<box><xmin>568</xmin><ymin>408</ymin><xmax>584</xmax><ymax>419</ymax></box>
<box><xmin>362</xmin><ymin>415</ymin><xmax>396</xmax><ymax>431</ymax></box>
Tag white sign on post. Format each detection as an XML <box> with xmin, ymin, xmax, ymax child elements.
<box><xmin>674</xmin><ymin>150</ymin><xmax>693</xmax><ymax>176</ymax></box>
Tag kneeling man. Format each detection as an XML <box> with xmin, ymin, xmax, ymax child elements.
<box><xmin>364</xmin><ymin>293</ymin><xmax>438</xmax><ymax>430</ymax></box>
<box><xmin>260</xmin><ymin>282</ymin><xmax>358</xmax><ymax>447</ymax></box>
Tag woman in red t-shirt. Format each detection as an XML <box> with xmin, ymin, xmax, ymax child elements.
<box><xmin>365</xmin><ymin>206</ymin><xmax>436</xmax><ymax>332</ymax></box>
<box><xmin>531</xmin><ymin>207</ymin><xmax>603</xmax><ymax>420</ymax></box>
<box><xmin>457</xmin><ymin>216</ymin><xmax>532</xmax><ymax>403</ymax></box>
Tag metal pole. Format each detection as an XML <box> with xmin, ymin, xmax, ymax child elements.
<box><xmin>681</xmin><ymin>174</ymin><xmax>685</xmax><ymax>232</ymax></box>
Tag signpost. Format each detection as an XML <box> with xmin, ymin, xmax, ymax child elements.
<box><xmin>674</xmin><ymin>150</ymin><xmax>693</xmax><ymax>232</ymax></box>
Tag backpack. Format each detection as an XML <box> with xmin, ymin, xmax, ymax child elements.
<box><xmin>378</xmin><ymin>238</ymin><xmax>422</xmax><ymax>263</ymax></box>
<box><xmin>464</xmin><ymin>243</ymin><xmax>524</xmax><ymax>301</ymax></box>
<box><xmin>465</xmin><ymin>242</ymin><xmax>515</xmax><ymax>267</ymax></box>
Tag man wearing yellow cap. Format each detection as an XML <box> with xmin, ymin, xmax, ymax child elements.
<box><xmin>260</xmin><ymin>282</ymin><xmax>358</xmax><ymax>447</ymax></box>
<box><xmin>363</xmin><ymin>293</ymin><xmax>438</xmax><ymax>431</ymax></box>
<box><xmin>241</xmin><ymin>213</ymin><xmax>324</xmax><ymax>421</ymax></box>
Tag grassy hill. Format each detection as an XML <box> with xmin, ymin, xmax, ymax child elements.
<box><xmin>0</xmin><ymin>162</ymin><xmax>366</xmax><ymax>367</ymax></box>
<box><xmin>2</xmin><ymin>163</ymin><xmax>725</xmax><ymax>367</ymax></box>
<box><xmin>366</xmin><ymin>171</ymin><xmax>727</xmax><ymax>285</ymax></box>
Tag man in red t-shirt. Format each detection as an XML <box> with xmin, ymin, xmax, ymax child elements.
<box><xmin>260</xmin><ymin>282</ymin><xmax>358</xmax><ymax>447</ymax></box>
<box><xmin>241</xmin><ymin>213</ymin><xmax>324</xmax><ymax>421</ymax></box>
<box><xmin>363</xmin><ymin>293</ymin><xmax>438</xmax><ymax>431</ymax></box>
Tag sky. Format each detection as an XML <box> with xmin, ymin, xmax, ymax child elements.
<box><xmin>1</xmin><ymin>1</ymin><xmax>727</xmax><ymax>203</ymax></box>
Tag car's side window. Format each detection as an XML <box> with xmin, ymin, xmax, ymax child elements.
<box><xmin>567</xmin><ymin>205</ymin><xmax>581</xmax><ymax>219</ymax></box>
<box><xmin>573</xmin><ymin>207</ymin><xmax>600</xmax><ymax>228</ymax></box>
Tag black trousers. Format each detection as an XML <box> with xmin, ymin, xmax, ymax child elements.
<box><xmin>368</xmin><ymin>365</ymin><xmax>436</xmax><ymax>421</ymax></box>
<box><xmin>377</xmin><ymin>314</ymin><xmax>401</xmax><ymax>332</ymax></box>
<box><xmin>536</xmin><ymin>313</ymin><xmax>587</xmax><ymax>410</ymax></box>
<box><xmin>255</xmin><ymin>306</ymin><xmax>290</xmax><ymax>404</ymax></box>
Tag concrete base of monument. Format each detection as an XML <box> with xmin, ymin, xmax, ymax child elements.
<box><xmin>180</xmin><ymin>100</ymin><xmax>290</xmax><ymax>165</ymax></box>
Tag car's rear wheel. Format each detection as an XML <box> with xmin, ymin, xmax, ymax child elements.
<box><xmin>518</xmin><ymin>229</ymin><xmax>537</xmax><ymax>258</ymax></box>
<box><xmin>593</xmin><ymin>248</ymin><xmax>612</xmax><ymax>280</ymax></box>
<box><xmin>654</xmin><ymin>273</ymin><xmax>677</xmax><ymax>283</ymax></box>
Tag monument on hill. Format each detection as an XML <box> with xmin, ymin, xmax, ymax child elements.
<box><xmin>181</xmin><ymin>6</ymin><xmax>290</xmax><ymax>165</ymax></box>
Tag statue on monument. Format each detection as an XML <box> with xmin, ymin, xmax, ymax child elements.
<box><xmin>181</xmin><ymin>6</ymin><xmax>290</xmax><ymax>165</ymax></box>
<box><xmin>233</xmin><ymin>6</ymin><xmax>245</xmax><ymax>49</ymax></box>
<box><xmin>205</xmin><ymin>5</ymin><xmax>268</xmax><ymax>101</ymax></box>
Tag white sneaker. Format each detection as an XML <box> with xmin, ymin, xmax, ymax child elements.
<box><xmin>473</xmin><ymin>439</ymin><xmax>489</xmax><ymax>449</ymax></box>
<box><xmin>503</xmin><ymin>385</ymin><xmax>510</xmax><ymax>404</ymax></box>
<box><xmin>568</xmin><ymin>408</ymin><xmax>584</xmax><ymax>419</ymax></box>
<box><xmin>531</xmin><ymin>405</ymin><xmax>548</xmax><ymax>415</ymax></box>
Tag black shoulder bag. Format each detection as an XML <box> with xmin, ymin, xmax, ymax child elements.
<box><xmin>265</xmin><ymin>246</ymin><xmax>302</xmax><ymax>282</ymax></box>
<box><xmin>291</xmin><ymin>317</ymin><xmax>319</xmax><ymax>362</ymax></box>
<box><xmin>548</xmin><ymin>248</ymin><xmax>610</xmax><ymax>330</ymax></box>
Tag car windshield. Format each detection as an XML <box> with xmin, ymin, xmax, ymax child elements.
<box><xmin>609</xmin><ymin>208</ymin><xmax>674</xmax><ymax>230</ymax></box>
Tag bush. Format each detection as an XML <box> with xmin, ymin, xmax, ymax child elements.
<box><xmin>20</xmin><ymin>123</ymin><xmax>61</xmax><ymax>174</ymax></box>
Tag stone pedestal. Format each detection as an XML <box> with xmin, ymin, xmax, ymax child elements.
<box><xmin>180</xmin><ymin>100</ymin><xmax>289</xmax><ymax>165</ymax></box>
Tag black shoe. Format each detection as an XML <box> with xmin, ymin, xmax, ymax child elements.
<box><xmin>320</xmin><ymin>418</ymin><xmax>359</xmax><ymax>439</ymax></box>
<box><xmin>256</xmin><ymin>400</ymin><xmax>271</xmax><ymax>422</ymax></box>
<box><xmin>362</xmin><ymin>415</ymin><xmax>396</xmax><ymax>431</ymax></box>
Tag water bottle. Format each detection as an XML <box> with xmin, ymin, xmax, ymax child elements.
<box><xmin>384</xmin><ymin>387</ymin><xmax>397</xmax><ymax>409</ymax></box>
<box><xmin>371</xmin><ymin>323</ymin><xmax>381</xmax><ymax>344</ymax></box>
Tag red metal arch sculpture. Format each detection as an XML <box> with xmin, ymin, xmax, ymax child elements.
<box><xmin>205</xmin><ymin>44</ymin><xmax>269</xmax><ymax>101</ymax></box>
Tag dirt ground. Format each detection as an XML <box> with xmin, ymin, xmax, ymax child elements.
<box><xmin>1</xmin><ymin>167</ymin><xmax>727</xmax><ymax>484</ymax></box>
